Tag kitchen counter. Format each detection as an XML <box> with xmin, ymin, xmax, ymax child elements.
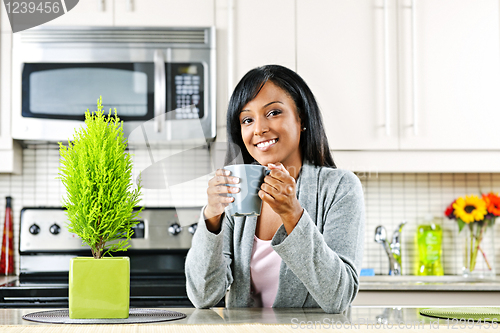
<box><xmin>0</xmin><ymin>306</ymin><xmax>473</xmax><ymax>330</ymax></box>
<box><xmin>355</xmin><ymin>276</ymin><xmax>500</xmax><ymax>306</ymax></box>
<box><xmin>2</xmin><ymin>274</ymin><xmax>500</xmax><ymax>307</ymax></box>
<box><xmin>360</xmin><ymin>275</ymin><xmax>500</xmax><ymax>290</ymax></box>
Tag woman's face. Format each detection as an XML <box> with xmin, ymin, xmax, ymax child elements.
<box><xmin>239</xmin><ymin>81</ymin><xmax>303</xmax><ymax>169</ymax></box>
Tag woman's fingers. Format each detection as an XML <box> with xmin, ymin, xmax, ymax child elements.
<box><xmin>261</xmin><ymin>182</ymin><xmax>294</xmax><ymax>198</ymax></box>
<box><xmin>261</xmin><ymin>182</ymin><xmax>280</xmax><ymax>197</ymax></box>
<box><xmin>263</xmin><ymin>170</ymin><xmax>295</xmax><ymax>195</ymax></box>
<box><xmin>260</xmin><ymin>164</ymin><xmax>296</xmax><ymax>207</ymax></box>
<box><xmin>207</xmin><ymin>192</ymin><xmax>236</xmax><ymax>205</ymax></box>
<box><xmin>267</xmin><ymin>162</ymin><xmax>290</xmax><ymax>175</ymax></box>
<box><xmin>205</xmin><ymin>169</ymin><xmax>241</xmax><ymax>219</ymax></box>
<box><xmin>209</xmin><ymin>169</ymin><xmax>240</xmax><ymax>187</ymax></box>
<box><xmin>207</xmin><ymin>184</ymin><xmax>240</xmax><ymax>195</ymax></box>
<box><xmin>259</xmin><ymin>189</ymin><xmax>276</xmax><ymax>203</ymax></box>
<box><xmin>266</xmin><ymin>169</ymin><xmax>295</xmax><ymax>185</ymax></box>
<box><xmin>264</xmin><ymin>174</ymin><xmax>285</xmax><ymax>191</ymax></box>
<box><xmin>208</xmin><ymin>195</ymin><xmax>234</xmax><ymax>204</ymax></box>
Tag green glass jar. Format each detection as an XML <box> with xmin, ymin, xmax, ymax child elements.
<box><xmin>416</xmin><ymin>223</ymin><xmax>444</xmax><ymax>276</ymax></box>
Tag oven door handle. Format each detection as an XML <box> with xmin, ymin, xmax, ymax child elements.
<box><xmin>154</xmin><ymin>49</ymin><xmax>166</xmax><ymax>133</ymax></box>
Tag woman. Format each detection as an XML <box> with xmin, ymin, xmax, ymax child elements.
<box><xmin>185</xmin><ymin>65</ymin><xmax>365</xmax><ymax>314</ymax></box>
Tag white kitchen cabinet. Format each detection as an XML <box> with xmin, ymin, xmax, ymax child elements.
<box><xmin>0</xmin><ymin>6</ymin><xmax>22</xmax><ymax>174</ymax></box>
<box><xmin>297</xmin><ymin>0</ymin><xmax>500</xmax><ymax>151</ymax></box>
<box><xmin>46</xmin><ymin>0</ymin><xmax>215</xmax><ymax>27</ymax></box>
<box><xmin>398</xmin><ymin>0</ymin><xmax>500</xmax><ymax>150</ymax></box>
<box><xmin>297</xmin><ymin>0</ymin><xmax>399</xmax><ymax>150</ymax></box>
<box><xmin>215</xmin><ymin>0</ymin><xmax>295</xmax><ymax>145</ymax></box>
<box><xmin>232</xmin><ymin>0</ymin><xmax>296</xmax><ymax>85</ymax></box>
<box><xmin>114</xmin><ymin>0</ymin><xmax>214</xmax><ymax>27</ymax></box>
<box><xmin>44</xmin><ymin>0</ymin><xmax>114</xmax><ymax>26</ymax></box>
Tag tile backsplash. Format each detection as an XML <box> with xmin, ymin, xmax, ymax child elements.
<box><xmin>0</xmin><ymin>146</ymin><xmax>499</xmax><ymax>276</ymax></box>
<box><xmin>361</xmin><ymin>172</ymin><xmax>500</xmax><ymax>276</ymax></box>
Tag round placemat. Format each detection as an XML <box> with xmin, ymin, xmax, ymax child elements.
<box><xmin>420</xmin><ymin>307</ymin><xmax>500</xmax><ymax>322</ymax></box>
<box><xmin>22</xmin><ymin>308</ymin><xmax>186</xmax><ymax>324</ymax></box>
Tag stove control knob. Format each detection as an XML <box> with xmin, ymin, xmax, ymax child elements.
<box><xmin>188</xmin><ymin>223</ymin><xmax>197</xmax><ymax>235</ymax></box>
<box><xmin>49</xmin><ymin>224</ymin><xmax>61</xmax><ymax>235</ymax></box>
<box><xmin>29</xmin><ymin>224</ymin><xmax>40</xmax><ymax>235</ymax></box>
<box><xmin>168</xmin><ymin>223</ymin><xmax>182</xmax><ymax>236</ymax></box>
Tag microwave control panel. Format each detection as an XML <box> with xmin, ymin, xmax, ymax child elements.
<box><xmin>171</xmin><ymin>63</ymin><xmax>204</xmax><ymax>119</ymax></box>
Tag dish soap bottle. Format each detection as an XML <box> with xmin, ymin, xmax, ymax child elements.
<box><xmin>416</xmin><ymin>218</ymin><xmax>444</xmax><ymax>276</ymax></box>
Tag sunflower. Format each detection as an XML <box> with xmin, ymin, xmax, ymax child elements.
<box><xmin>482</xmin><ymin>192</ymin><xmax>500</xmax><ymax>217</ymax></box>
<box><xmin>453</xmin><ymin>195</ymin><xmax>487</xmax><ymax>223</ymax></box>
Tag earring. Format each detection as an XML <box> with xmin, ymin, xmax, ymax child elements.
<box><xmin>302</xmin><ymin>127</ymin><xmax>306</xmax><ymax>131</ymax></box>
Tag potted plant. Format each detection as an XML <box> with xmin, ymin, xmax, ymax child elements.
<box><xmin>58</xmin><ymin>97</ymin><xmax>143</xmax><ymax>319</ymax></box>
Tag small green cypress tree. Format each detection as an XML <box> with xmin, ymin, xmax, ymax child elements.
<box><xmin>58</xmin><ymin>97</ymin><xmax>143</xmax><ymax>259</ymax></box>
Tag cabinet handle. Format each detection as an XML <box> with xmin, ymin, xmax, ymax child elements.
<box><xmin>411</xmin><ymin>0</ymin><xmax>418</xmax><ymax>135</ymax></box>
<box><xmin>154</xmin><ymin>49</ymin><xmax>166</xmax><ymax>133</ymax></box>
<box><xmin>97</xmin><ymin>0</ymin><xmax>104</xmax><ymax>12</ymax></box>
<box><xmin>128</xmin><ymin>0</ymin><xmax>133</xmax><ymax>11</ymax></box>
<box><xmin>383</xmin><ymin>0</ymin><xmax>391</xmax><ymax>136</ymax></box>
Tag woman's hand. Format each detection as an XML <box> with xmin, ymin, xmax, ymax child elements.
<box><xmin>259</xmin><ymin>163</ymin><xmax>304</xmax><ymax>234</ymax></box>
<box><xmin>204</xmin><ymin>169</ymin><xmax>240</xmax><ymax>233</ymax></box>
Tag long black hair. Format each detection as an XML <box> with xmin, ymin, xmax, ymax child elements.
<box><xmin>224</xmin><ymin>65</ymin><xmax>336</xmax><ymax>168</ymax></box>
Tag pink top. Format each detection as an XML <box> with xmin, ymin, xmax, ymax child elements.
<box><xmin>250</xmin><ymin>235</ymin><xmax>282</xmax><ymax>307</ymax></box>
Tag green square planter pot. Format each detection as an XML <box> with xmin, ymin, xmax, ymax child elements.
<box><xmin>69</xmin><ymin>257</ymin><xmax>130</xmax><ymax>319</ymax></box>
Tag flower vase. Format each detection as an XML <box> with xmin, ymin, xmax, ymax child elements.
<box><xmin>461</xmin><ymin>219</ymin><xmax>496</xmax><ymax>279</ymax></box>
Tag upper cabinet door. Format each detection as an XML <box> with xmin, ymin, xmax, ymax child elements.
<box><xmin>232</xmin><ymin>0</ymin><xmax>296</xmax><ymax>82</ymax></box>
<box><xmin>296</xmin><ymin>0</ymin><xmax>399</xmax><ymax>150</ymax></box>
<box><xmin>45</xmin><ymin>0</ymin><xmax>114</xmax><ymax>26</ymax></box>
<box><xmin>398</xmin><ymin>0</ymin><xmax>500</xmax><ymax>150</ymax></box>
<box><xmin>114</xmin><ymin>0</ymin><xmax>214</xmax><ymax>27</ymax></box>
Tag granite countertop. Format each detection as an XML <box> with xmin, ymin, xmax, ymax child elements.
<box><xmin>359</xmin><ymin>275</ymin><xmax>500</xmax><ymax>291</ymax></box>
<box><xmin>0</xmin><ymin>306</ymin><xmax>449</xmax><ymax>326</ymax></box>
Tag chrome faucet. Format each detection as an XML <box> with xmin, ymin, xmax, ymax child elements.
<box><xmin>374</xmin><ymin>221</ymin><xmax>407</xmax><ymax>275</ymax></box>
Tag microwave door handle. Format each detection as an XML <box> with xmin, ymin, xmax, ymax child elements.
<box><xmin>154</xmin><ymin>49</ymin><xmax>166</xmax><ymax>133</ymax></box>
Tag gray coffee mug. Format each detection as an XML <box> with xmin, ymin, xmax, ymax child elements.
<box><xmin>224</xmin><ymin>164</ymin><xmax>270</xmax><ymax>216</ymax></box>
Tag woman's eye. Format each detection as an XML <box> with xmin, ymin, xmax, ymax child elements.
<box><xmin>268</xmin><ymin>110</ymin><xmax>282</xmax><ymax>117</ymax></box>
<box><xmin>241</xmin><ymin>118</ymin><xmax>252</xmax><ymax>124</ymax></box>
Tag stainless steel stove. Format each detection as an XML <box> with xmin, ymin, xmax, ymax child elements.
<box><xmin>0</xmin><ymin>207</ymin><xmax>217</xmax><ymax>308</ymax></box>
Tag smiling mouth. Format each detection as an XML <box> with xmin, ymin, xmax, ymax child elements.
<box><xmin>255</xmin><ymin>138</ymin><xmax>278</xmax><ymax>148</ymax></box>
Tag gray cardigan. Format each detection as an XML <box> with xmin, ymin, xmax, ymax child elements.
<box><xmin>185</xmin><ymin>161</ymin><xmax>365</xmax><ymax>313</ymax></box>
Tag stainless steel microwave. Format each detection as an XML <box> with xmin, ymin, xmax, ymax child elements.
<box><xmin>11</xmin><ymin>26</ymin><xmax>216</xmax><ymax>146</ymax></box>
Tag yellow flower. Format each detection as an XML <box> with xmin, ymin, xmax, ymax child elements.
<box><xmin>453</xmin><ymin>195</ymin><xmax>487</xmax><ymax>223</ymax></box>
